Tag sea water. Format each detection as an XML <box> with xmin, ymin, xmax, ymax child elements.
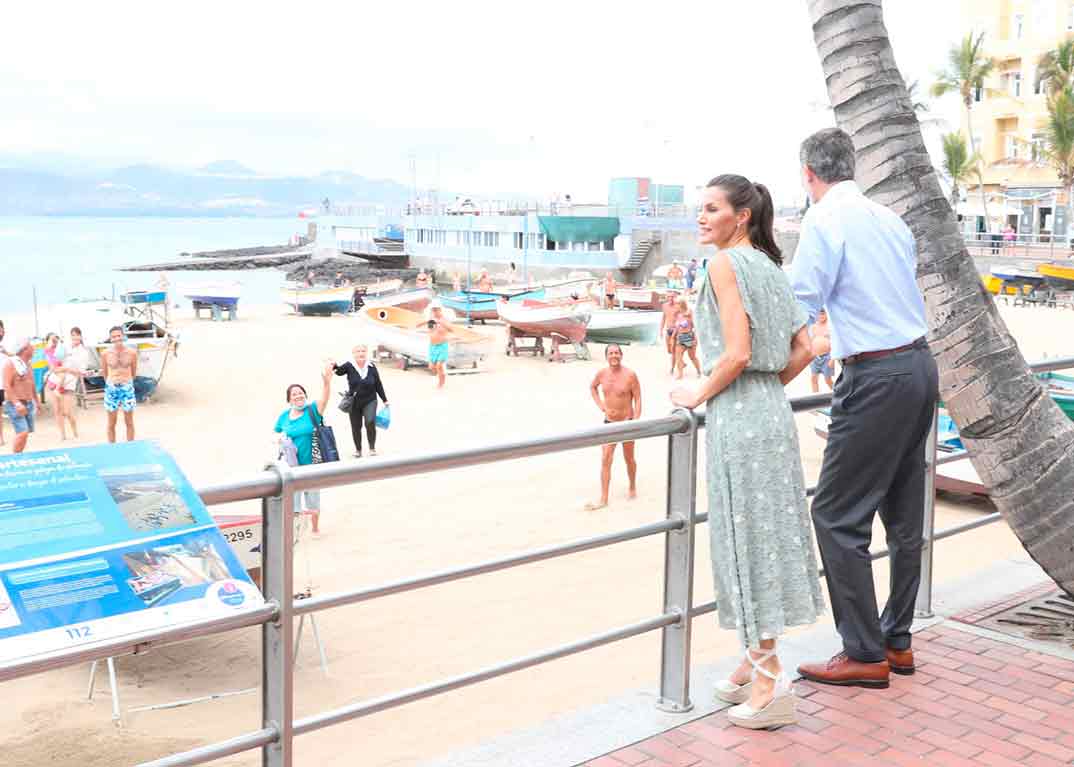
<box><xmin>0</xmin><ymin>216</ymin><xmax>305</xmax><ymax>329</ymax></box>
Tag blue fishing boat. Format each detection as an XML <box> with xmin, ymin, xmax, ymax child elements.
<box><xmin>439</xmin><ymin>287</ymin><xmax>546</xmax><ymax>321</ymax></box>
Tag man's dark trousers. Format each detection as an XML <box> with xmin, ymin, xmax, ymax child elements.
<box><xmin>811</xmin><ymin>340</ymin><xmax>939</xmax><ymax>663</ymax></box>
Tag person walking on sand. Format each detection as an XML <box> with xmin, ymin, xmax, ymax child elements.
<box><xmin>43</xmin><ymin>331</ymin><xmax>80</xmax><ymax>440</ymax></box>
<box><xmin>791</xmin><ymin>128</ymin><xmax>938</xmax><ymax>690</ymax></box>
<box><xmin>671</xmin><ymin>173</ymin><xmax>824</xmax><ymax>730</ymax></box>
<box><xmin>585</xmin><ymin>344</ymin><xmax>641</xmax><ymax>511</ymax></box>
<box><xmin>333</xmin><ymin>343</ymin><xmax>388</xmax><ymax>457</ymax></box>
<box><xmin>102</xmin><ymin>326</ymin><xmax>138</xmax><ymax>443</ymax></box>
<box><xmin>427</xmin><ymin>304</ymin><xmax>452</xmax><ymax>388</ymax></box>
<box><xmin>2</xmin><ymin>339</ymin><xmax>37</xmax><ymax>454</ymax></box>
<box><xmin>273</xmin><ymin>365</ymin><xmax>333</xmax><ymax>536</ymax></box>
<box><xmin>602</xmin><ymin>272</ymin><xmax>617</xmax><ymax>309</ymax></box>
<box><xmin>667</xmin><ymin>262</ymin><xmax>685</xmax><ymax>290</ymax></box>
<box><xmin>672</xmin><ymin>297</ymin><xmax>702</xmax><ymax>379</ymax></box>
<box><xmin>808</xmin><ymin>309</ymin><xmax>835</xmax><ymax>392</ymax></box>
<box><xmin>659</xmin><ymin>294</ymin><xmax>680</xmax><ymax>374</ymax></box>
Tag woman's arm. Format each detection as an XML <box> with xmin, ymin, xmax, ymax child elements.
<box><xmin>333</xmin><ymin>361</ymin><xmax>350</xmax><ymax>376</ymax></box>
<box><xmin>375</xmin><ymin>367</ymin><xmax>388</xmax><ymax>404</ymax></box>
<box><xmin>317</xmin><ymin>363</ymin><xmax>332</xmax><ymax>414</ymax></box>
<box><xmin>670</xmin><ymin>253</ymin><xmax>750</xmax><ymax>409</ymax></box>
<box><xmin>780</xmin><ymin>326</ymin><xmax>814</xmax><ymax>385</ymax></box>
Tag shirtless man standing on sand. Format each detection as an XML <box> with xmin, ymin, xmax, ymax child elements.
<box><xmin>427</xmin><ymin>304</ymin><xmax>452</xmax><ymax>389</ymax></box>
<box><xmin>585</xmin><ymin>344</ymin><xmax>642</xmax><ymax>511</ymax></box>
<box><xmin>101</xmin><ymin>326</ymin><xmax>138</xmax><ymax>443</ymax></box>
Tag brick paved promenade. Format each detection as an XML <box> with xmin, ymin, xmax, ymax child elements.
<box><xmin>582</xmin><ymin>621</ymin><xmax>1074</xmax><ymax>767</ymax></box>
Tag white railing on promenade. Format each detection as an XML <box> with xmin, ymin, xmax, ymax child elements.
<box><xmin>4</xmin><ymin>356</ymin><xmax>1074</xmax><ymax>767</ymax></box>
<box><xmin>965</xmin><ymin>231</ymin><xmax>1073</xmax><ymax>260</ymax></box>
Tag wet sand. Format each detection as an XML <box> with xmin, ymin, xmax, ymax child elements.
<box><xmin>0</xmin><ymin>299</ymin><xmax>1065</xmax><ymax>766</ymax></box>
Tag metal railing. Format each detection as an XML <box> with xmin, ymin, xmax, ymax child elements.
<box><xmin>965</xmin><ymin>231</ymin><xmax>1073</xmax><ymax>261</ymax></box>
<box><xmin>3</xmin><ymin>357</ymin><xmax>1073</xmax><ymax>767</ymax></box>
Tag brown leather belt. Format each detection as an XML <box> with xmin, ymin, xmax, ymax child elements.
<box><xmin>842</xmin><ymin>337</ymin><xmax>925</xmax><ymax>365</ymax></box>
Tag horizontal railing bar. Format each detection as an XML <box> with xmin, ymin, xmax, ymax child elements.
<box><xmin>136</xmin><ymin>727</ymin><xmax>278</xmax><ymax>767</ymax></box>
<box><xmin>690</xmin><ymin>510</ymin><xmax>1004</xmax><ymax>621</ymax></box>
<box><xmin>292</xmin><ymin>611</ymin><xmax>680</xmax><ymax>735</ymax></box>
<box><xmin>932</xmin><ymin>511</ymin><xmax>1003</xmax><ymax>542</ymax></box>
<box><xmin>187</xmin><ymin>357</ymin><xmax>1074</xmax><ymax>507</ymax></box>
<box><xmin>286</xmin><ymin>413</ymin><xmax>692</xmax><ymax>493</ymax></box>
<box><xmin>295</xmin><ymin>518</ymin><xmax>682</xmax><ymax>616</ymax></box>
<box><xmin>936</xmin><ymin>451</ymin><xmax>965</xmax><ymax>466</ymax></box>
<box><xmin>1027</xmin><ymin>355</ymin><xmax>1074</xmax><ymax>374</ymax></box>
<box><xmin>690</xmin><ymin>601</ymin><xmax>716</xmax><ymax>618</ymax></box>
<box><xmin>198</xmin><ymin>471</ymin><xmax>280</xmax><ymax>506</ymax></box>
<box><xmin>0</xmin><ymin>603</ymin><xmax>278</xmax><ymax>684</ymax></box>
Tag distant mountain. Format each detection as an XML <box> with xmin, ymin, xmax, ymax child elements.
<box><xmin>198</xmin><ymin>160</ymin><xmax>257</xmax><ymax>176</ymax></box>
<box><xmin>0</xmin><ymin>158</ymin><xmax>410</xmax><ymax>217</ymax></box>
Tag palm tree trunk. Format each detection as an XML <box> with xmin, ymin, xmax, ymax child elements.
<box><xmin>807</xmin><ymin>0</ymin><xmax>1074</xmax><ymax>595</ymax></box>
<box><xmin>964</xmin><ymin>101</ymin><xmax>993</xmax><ymax>235</ymax></box>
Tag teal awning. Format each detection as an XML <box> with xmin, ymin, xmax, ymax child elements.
<box><xmin>538</xmin><ymin>216</ymin><xmax>620</xmax><ymax>243</ymax></box>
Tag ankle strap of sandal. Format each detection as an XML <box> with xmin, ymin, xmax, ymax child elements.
<box><xmin>746</xmin><ymin>648</ymin><xmax>779</xmax><ymax>681</ymax></box>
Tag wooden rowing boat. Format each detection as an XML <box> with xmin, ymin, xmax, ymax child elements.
<box><xmin>356</xmin><ymin>305</ymin><xmax>489</xmax><ymax>367</ymax></box>
<box><xmin>585</xmin><ymin>309</ymin><xmax>662</xmax><ymax>345</ymax></box>
<box><xmin>281</xmin><ymin>285</ymin><xmax>353</xmax><ymax>316</ymax></box>
<box><xmin>1038</xmin><ymin>262</ymin><xmax>1074</xmax><ymax>291</ymax></box>
<box><xmin>496</xmin><ymin>298</ymin><xmax>591</xmax><ymax>343</ymax></box>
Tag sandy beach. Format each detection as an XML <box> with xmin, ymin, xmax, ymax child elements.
<box><xmin>0</xmin><ymin>297</ymin><xmax>1066</xmax><ymax>766</ymax></box>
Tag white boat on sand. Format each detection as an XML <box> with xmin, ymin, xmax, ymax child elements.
<box><xmin>46</xmin><ymin>299</ymin><xmax>178</xmax><ymax>402</ymax></box>
<box><xmin>496</xmin><ymin>299</ymin><xmax>591</xmax><ymax>343</ymax></box>
<box><xmin>364</xmin><ymin>287</ymin><xmax>435</xmax><ymax>313</ymax></box>
<box><xmin>357</xmin><ymin>306</ymin><xmax>488</xmax><ymax>368</ymax></box>
<box><xmin>586</xmin><ymin>309</ymin><xmax>661</xmax><ymax>345</ymax></box>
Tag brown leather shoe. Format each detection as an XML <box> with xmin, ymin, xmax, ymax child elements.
<box><xmin>886</xmin><ymin>646</ymin><xmax>915</xmax><ymax>675</ymax></box>
<box><xmin>797</xmin><ymin>652</ymin><xmax>890</xmax><ymax>689</ymax></box>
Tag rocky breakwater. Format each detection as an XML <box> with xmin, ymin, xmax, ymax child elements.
<box><xmin>284</xmin><ymin>257</ymin><xmax>421</xmax><ymax>285</ymax></box>
<box><xmin>120</xmin><ymin>242</ymin><xmax>313</xmax><ymax>272</ymax></box>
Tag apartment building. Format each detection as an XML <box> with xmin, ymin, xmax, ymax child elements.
<box><xmin>963</xmin><ymin>0</ymin><xmax>1074</xmax><ymax>237</ymax></box>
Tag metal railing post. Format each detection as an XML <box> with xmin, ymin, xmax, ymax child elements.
<box><xmin>262</xmin><ymin>464</ymin><xmax>295</xmax><ymax>766</ymax></box>
<box><xmin>656</xmin><ymin>409</ymin><xmax>697</xmax><ymax>713</ymax></box>
<box><xmin>914</xmin><ymin>404</ymin><xmax>939</xmax><ymax>619</ymax></box>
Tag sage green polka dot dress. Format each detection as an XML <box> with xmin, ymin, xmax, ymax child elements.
<box><xmin>695</xmin><ymin>246</ymin><xmax>825</xmax><ymax>649</ymax></box>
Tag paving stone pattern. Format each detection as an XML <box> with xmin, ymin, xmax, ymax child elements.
<box><xmin>580</xmin><ymin>623</ymin><xmax>1074</xmax><ymax>766</ymax></box>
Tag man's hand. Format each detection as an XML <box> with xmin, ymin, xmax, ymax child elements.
<box><xmin>14</xmin><ymin>402</ymin><xmax>27</xmax><ymax>416</ymax></box>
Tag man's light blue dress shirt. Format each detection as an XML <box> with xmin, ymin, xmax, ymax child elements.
<box><xmin>790</xmin><ymin>181</ymin><xmax>928</xmax><ymax>360</ymax></box>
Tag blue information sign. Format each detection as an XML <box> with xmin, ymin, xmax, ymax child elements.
<box><xmin>0</xmin><ymin>442</ymin><xmax>262</xmax><ymax>661</ymax></box>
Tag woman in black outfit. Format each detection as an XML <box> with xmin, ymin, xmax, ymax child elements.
<box><xmin>332</xmin><ymin>343</ymin><xmax>388</xmax><ymax>457</ymax></box>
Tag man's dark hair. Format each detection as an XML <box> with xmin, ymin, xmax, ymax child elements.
<box><xmin>108</xmin><ymin>325</ymin><xmax>124</xmax><ymax>336</ymax></box>
<box><xmin>799</xmin><ymin>127</ymin><xmax>856</xmax><ymax>184</ymax></box>
<box><xmin>605</xmin><ymin>343</ymin><xmax>623</xmax><ymax>358</ymax></box>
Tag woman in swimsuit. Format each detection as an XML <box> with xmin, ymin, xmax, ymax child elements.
<box><xmin>673</xmin><ymin>298</ymin><xmax>702</xmax><ymax>379</ymax></box>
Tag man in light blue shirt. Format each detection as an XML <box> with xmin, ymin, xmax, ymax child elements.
<box><xmin>791</xmin><ymin>128</ymin><xmax>939</xmax><ymax>690</ymax></box>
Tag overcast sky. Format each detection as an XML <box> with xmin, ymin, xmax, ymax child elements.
<box><xmin>1</xmin><ymin>1</ymin><xmax>961</xmax><ymax>206</ymax></box>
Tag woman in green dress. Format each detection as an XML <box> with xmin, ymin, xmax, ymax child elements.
<box><xmin>671</xmin><ymin>174</ymin><xmax>824</xmax><ymax>730</ymax></box>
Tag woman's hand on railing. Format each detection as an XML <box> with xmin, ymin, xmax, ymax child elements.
<box><xmin>670</xmin><ymin>387</ymin><xmax>699</xmax><ymax>410</ymax></box>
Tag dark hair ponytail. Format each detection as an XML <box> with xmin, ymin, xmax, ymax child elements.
<box><xmin>706</xmin><ymin>174</ymin><xmax>783</xmax><ymax>266</ymax></box>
